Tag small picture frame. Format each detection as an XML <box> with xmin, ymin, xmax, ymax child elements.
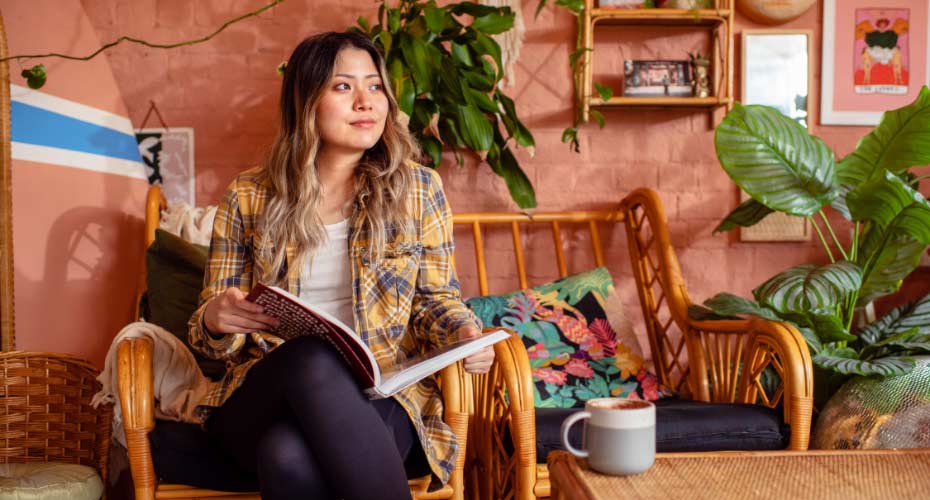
<box><xmin>135</xmin><ymin>127</ymin><xmax>196</xmax><ymax>206</ymax></box>
<box><xmin>623</xmin><ymin>60</ymin><xmax>693</xmax><ymax>97</ymax></box>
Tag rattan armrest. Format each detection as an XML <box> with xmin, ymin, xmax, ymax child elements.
<box><xmin>470</xmin><ymin>331</ymin><xmax>538</xmax><ymax>500</ymax></box>
<box><xmin>116</xmin><ymin>337</ymin><xmax>158</xmax><ymax>500</ymax></box>
<box><xmin>689</xmin><ymin>317</ymin><xmax>814</xmax><ymax>450</ymax></box>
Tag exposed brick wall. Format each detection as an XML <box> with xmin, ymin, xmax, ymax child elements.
<box><xmin>82</xmin><ymin>0</ymin><xmax>887</xmax><ymax>327</ymax></box>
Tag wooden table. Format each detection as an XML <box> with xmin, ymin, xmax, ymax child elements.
<box><xmin>548</xmin><ymin>449</ymin><xmax>930</xmax><ymax>499</ymax></box>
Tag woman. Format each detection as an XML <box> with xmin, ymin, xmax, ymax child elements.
<box><xmin>188</xmin><ymin>31</ymin><xmax>492</xmax><ymax>499</ymax></box>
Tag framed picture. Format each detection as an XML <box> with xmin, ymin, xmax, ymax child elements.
<box><xmin>135</xmin><ymin>128</ymin><xmax>196</xmax><ymax>206</ymax></box>
<box><xmin>623</xmin><ymin>60</ymin><xmax>692</xmax><ymax>97</ymax></box>
<box><xmin>741</xmin><ymin>30</ymin><xmax>813</xmax><ymax>242</ymax></box>
<box><xmin>821</xmin><ymin>0</ymin><xmax>930</xmax><ymax>125</ymax></box>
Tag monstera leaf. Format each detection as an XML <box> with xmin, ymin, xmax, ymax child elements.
<box><xmin>714</xmin><ymin>103</ymin><xmax>837</xmax><ymax>217</ymax></box>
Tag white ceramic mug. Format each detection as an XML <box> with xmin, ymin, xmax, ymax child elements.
<box><xmin>560</xmin><ymin>397</ymin><xmax>656</xmax><ymax>475</ymax></box>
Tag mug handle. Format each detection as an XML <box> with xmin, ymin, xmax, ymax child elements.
<box><xmin>560</xmin><ymin>411</ymin><xmax>591</xmax><ymax>458</ymax></box>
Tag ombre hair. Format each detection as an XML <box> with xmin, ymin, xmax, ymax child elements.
<box><xmin>257</xmin><ymin>31</ymin><xmax>419</xmax><ymax>284</ymax></box>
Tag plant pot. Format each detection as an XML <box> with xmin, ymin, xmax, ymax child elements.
<box><xmin>811</xmin><ymin>356</ymin><xmax>930</xmax><ymax>449</ymax></box>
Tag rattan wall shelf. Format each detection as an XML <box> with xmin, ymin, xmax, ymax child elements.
<box><xmin>579</xmin><ymin>1</ymin><xmax>735</xmax><ymax>120</ymax></box>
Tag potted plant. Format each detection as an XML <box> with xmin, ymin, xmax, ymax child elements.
<box><xmin>353</xmin><ymin>0</ymin><xmax>537</xmax><ymax>208</ymax></box>
<box><xmin>692</xmin><ymin>86</ymin><xmax>930</xmax><ymax>413</ymax></box>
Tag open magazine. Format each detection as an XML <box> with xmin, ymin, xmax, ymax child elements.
<box><xmin>246</xmin><ymin>283</ymin><xmax>509</xmax><ymax>399</ymax></box>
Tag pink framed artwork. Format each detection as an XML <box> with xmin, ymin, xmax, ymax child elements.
<box><xmin>821</xmin><ymin>0</ymin><xmax>930</xmax><ymax>125</ymax></box>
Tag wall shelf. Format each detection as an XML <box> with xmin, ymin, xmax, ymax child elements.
<box><xmin>579</xmin><ymin>1</ymin><xmax>735</xmax><ymax>122</ymax></box>
<box><xmin>591</xmin><ymin>96</ymin><xmax>731</xmax><ymax>108</ymax></box>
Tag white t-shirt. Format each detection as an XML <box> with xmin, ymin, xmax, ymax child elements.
<box><xmin>298</xmin><ymin>219</ymin><xmax>354</xmax><ymax>329</ymax></box>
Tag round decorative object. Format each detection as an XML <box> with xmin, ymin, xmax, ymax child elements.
<box><xmin>812</xmin><ymin>356</ymin><xmax>930</xmax><ymax>449</ymax></box>
<box><xmin>736</xmin><ymin>0</ymin><xmax>816</xmax><ymax>25</ymax></box>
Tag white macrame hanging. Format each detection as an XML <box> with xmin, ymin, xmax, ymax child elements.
<box><xmin>479</xmin><ymin>0</ymin><xmax>525</xmax><ymax>87</ymax></box>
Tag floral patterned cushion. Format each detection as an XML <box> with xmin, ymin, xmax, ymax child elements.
<box><xmin>466</xmin><ymin>267</ymin><xmax>668</xmax><ymax>408</ymax></box>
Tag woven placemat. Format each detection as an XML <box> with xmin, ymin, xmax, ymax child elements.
<box><xmin>557</xmin><ymin>451</ymin><xmax>930</xmax><ymax>499</ymax></box>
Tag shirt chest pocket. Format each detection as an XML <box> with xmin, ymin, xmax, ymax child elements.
<box><xmin>370</xmin><ymin>242</ymin><xmax>421</xmax><ymax>327</ymax></box>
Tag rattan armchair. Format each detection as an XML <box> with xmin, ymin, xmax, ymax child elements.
<box><xmin>119</xmin><ymin>185</ymin><xmax>472</xmax><ymax>500</ymax></box>
<box><xmin>456</xmin><ymin>188</ymin><xmax>814</xmax><ymax>500</ymax></box>
<box><xmin>0</xmin><ymin>352</ymin><xmax>112</xmax><ymax>492</ymax></box>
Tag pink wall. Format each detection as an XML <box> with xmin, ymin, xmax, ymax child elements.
<box><xmin>76</xmin><ymin>1</ymin><xmax>887</xmax><ymax>344</ymax></box>
<box><xmin>5</xmin><ymin>0</ymin><xmax>149</xmax><ymax>366</ymax></box>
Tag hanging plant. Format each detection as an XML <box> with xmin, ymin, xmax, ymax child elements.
<box><xmin>354</xmin><ymin>0</ymin><xmax>537</xmax><ymax>208</ymax></box>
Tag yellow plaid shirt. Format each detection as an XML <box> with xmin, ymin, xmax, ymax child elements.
<box><xmin>188</xmin><ymin>164</ymin><xmax>480</xmax><ymax>484</ymax></box>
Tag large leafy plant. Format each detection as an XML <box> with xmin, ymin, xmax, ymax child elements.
<box><xmin>354</xmin><ymin>0</ymin><xmax>537</xmax><ymax>208</ymax></box>
<box><xmin>695</xmin><ymin>86</ymin><xmax>930</xmax><ymax>385</ymax></box>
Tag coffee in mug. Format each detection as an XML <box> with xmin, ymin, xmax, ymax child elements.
<box><xmin>560</xmin><ymin>397</ymin><xmax>656</xmax><ymax>475</ymax></box>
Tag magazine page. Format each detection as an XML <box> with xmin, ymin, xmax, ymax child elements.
<box><xmin>367</xmin><ymin>329</ymin><xmax>511</xmax><ymax>399</ymax></box>
<box><xmin>246</xmin><ymin>284</ymin><xmax>378</xmax><ymax>388</ymax></box>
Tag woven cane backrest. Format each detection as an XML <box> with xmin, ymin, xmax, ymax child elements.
<box><xmin>0</xmin><ymin>352</ymin><xmax>111</xmax><ymax>481</ymax></box>
<box><xmin>619</xmin><ymin>189</ymin><xmax>694</xmax><ymax>395</ymax></box>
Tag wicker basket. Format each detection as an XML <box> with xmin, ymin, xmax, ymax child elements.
<box><xmin>0</xmin><ymin>352</ymin><xmax>112</xmax><ymax>487</ymax></box>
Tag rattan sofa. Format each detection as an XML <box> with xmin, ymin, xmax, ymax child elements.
<box><xmin>119</xmin><ymin>184</ymin><xmax>813</xmax><ymax>500</ymax></box>
<box><xmin>452</xmin><ymin>188</ymin><xmax>813</xmax><ymax>499</ymax></box>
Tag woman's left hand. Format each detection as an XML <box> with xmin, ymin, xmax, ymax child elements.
<box><xmin>457</xmin><ymin>326</ymin><xmax>495</xmax><ymax>374</ymax></box>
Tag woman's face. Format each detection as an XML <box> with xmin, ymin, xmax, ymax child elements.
<box><xmin>316</xmin><ymin>47</ymin><xmax>389</xmax><ymax>158</ymax></box>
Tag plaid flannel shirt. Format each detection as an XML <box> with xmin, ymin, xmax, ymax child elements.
<box><xmin>188</xmin><ymin>164</ymin><xmax>480</xmax><ymax>484</ymax></box>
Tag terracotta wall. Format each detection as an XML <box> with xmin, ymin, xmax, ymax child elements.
<box><xmin>75</xmin><ymin>1</ymin><xmax>885</xmax><ymax>347</ymax></box>
<box><xmin>5</xmin><ymin>0</ymin><xmax>149</xmax><ymax>366</ymax></box>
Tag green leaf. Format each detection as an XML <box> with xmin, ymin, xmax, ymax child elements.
<box><xmin>462</xmin><ymin>69</ymin><xmax>495</xmax><ymax>92</ymax></box>
<box><xmin>702</xmin><ymin>293</ymin><xmax>781</xmax><ymax>321</ymax></box>
<box><xmin>486</xmin><ymin>143</ymin><xmax>537</xmax><ymax>209</ymax></box>
<box><xmin>856</xmin><ymin>233</ymin><xmax>925</xmax><ymax>306</ymax></box>
<box><xmin>714</xmin><ymin>103</ymin><xmax>837</xmax><ymax>217</ymax></box>
<box><xmin>466</xmin><ymin>88</ymin><xmax>498</xmax><ymax>114</ymax></box>
<box><xmin>687</xmin><ymin>304</ymin><xmax>739</xmax><ymax>321</ymax></box>
<box><xmin>847</xmin><ymin>171</ymin><xmax>930</xmax><ymax>245</ymax></box>
<box><xmin>450</xmin><ymin>3</ymin><xmax>501</xmax><ymax>17</ymax></box>
<box><xmin>858</xmin><ymin>294</ymin><xmax>930</xmax><ymax>345</ymax></box>
<box><xmin>713</xmin><ymin>198</ymin><xmax>775</xmax><ymax>234</ymax></box>
<box><xmin>395</xmin><ymin>76</ymin><xmax>415</xmax><ymax>116</ymax></box>
<box><xmin>424</xmin><ymin>5</ymin><xmax>446</xmax><ymax>34</ymax></box>
<box><xmin>387</xmin><ymin>7</ymin><xmax>401</xmax><ymax>33</ymax></box>
<box><xmin>809</xmin><ymin>312</ymin><xmax>857</xmax><ymax>343</ymax></box>
<box><xmin>589</xmin><ymin>109</ymin><xmax>606</xmax><ymax>129</ymax></box>
<box><xmin>451</xmin><ymin>41</ymin><xmax>473</xmax><ymax>67</ymax></box>
<box><xmin>21</xmin><ymin>64</ymin><xmax>47</xmax><ymax>89</ymax></box>
<box><xmin>534</xmin><ymin>0</ymin><xmax>549</xmax><ymax>19</ymax></box>
<box><xmin>752</xmin><ymin>261</ymin><xmax>863</xmax><ymax>315</ymax></box>
<box><xmin>562</xmin><ymin>127</ymin><xmax>580</xmax><ymax>153</ymax></box>
<box><xmin>496</xmin><ymin>91</ymin><xmax>535</xmax><ymax>149</ymax></box>
<box><xmin>568</xmin><ymin>48</ymin><xmax>592</xmax><ymax>71</ymax></box>
<box><xmin>471</xmin><ymin>31</ymin><xmax>503</xmax><ymax>81</ymax></box>
<box><xmin>555</xmin><ymin>0</ymin><xmax>584</xmax><ymax>12</ymax></box>
<box><xmin>357</xmin><ymin>15</ymin><xmax>371</xmax><ymax>35</ymax></box>
<box><xmin>814</xmin><ymin>346</ymin><xmax>914</xmax><ymax>376</ymax></box>
<box><xmin>836</xmin><ymin>86</ymin><xmax>930</xmax><ymax>189</ymax></box>
<box><xmin>471</xmin><ymin>11</ymin><xmax>515</xmax><ymax>35</ymax></box>
<box><xmin>399</xmin><ymin>34</ymin><xmax>434</xmax><ymax>94</ymax></box>
<box><xmin>376</xmin><ymin>30</ymin><xmax>393</xmax><ymax>56</ymax></box>
<box><xmin>593</xmin><ymin>82</ymin><xmax>613</xmax><ymax>102</ymax></box>
<box><xmin>455</xmin><ymin>104</ymin><xmax>493</xmax><ymax>153</ymax></box>
<box><xmin>796</xmin><ymin>326</ymin><xmax>823</xmax><ymax>354</ymax></box>
<box><xmin>421</xmin><ymin>136</ymin><xmax>443</xmax><ymax>168</ymax></box>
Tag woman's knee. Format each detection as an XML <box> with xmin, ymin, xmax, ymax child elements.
<box><xmin>268</xmin><ymin>337</ymin><xmax>350</xmax><ymax>386</ymax></box>
<box><xmin>255</xmin><ymin>420</ymin><xmax>328</xmax><ymax>492</ymax></box>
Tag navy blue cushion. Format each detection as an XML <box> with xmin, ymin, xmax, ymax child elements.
<box><xmin>535</xmin><ymin>398</ymin><xmax>790</xmax><ymax>463</ymax></box>
<box><xmin>149</xmin><ymin>420</ymin><xmax>258</xmax><ymax>491</ymax></box>
<box><xmin>149</xmin><ymin>419</ymin><xmax>432</xmax><ymax>490</ymax></box>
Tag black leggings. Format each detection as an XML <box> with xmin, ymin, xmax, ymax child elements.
<box><xmin>206</xmin><ymin>336</ymin><xmax>428</xmax><ymax>500</ymax></box>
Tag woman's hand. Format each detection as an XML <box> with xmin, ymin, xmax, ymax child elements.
<box><xmin>457</xmin><ymin>325</ymin><xmax>495</xmax><ymax>374</ymax></box>
<box><xmin>203</xmin><ymin>287</ymin><xmax>280</xmax><ymax>335</ymax></box>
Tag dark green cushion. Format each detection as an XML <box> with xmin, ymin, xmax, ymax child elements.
<box><xmin>143</xmin><ymin>229</ymin><xmax>224</xmax><ymax>379</ymax></box>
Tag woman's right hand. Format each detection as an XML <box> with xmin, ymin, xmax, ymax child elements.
<box><xmin>203</xmin><ymin>287</ymin><xmax>280</xmax><ymax>335</ymax></box>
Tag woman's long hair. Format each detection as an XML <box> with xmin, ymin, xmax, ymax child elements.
<box><xmin>258</xmin><ymin>31</ymin><xmax>419</xmax><ymax>284</ymax></box>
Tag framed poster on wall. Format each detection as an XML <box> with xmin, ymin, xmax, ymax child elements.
<box><xmin>821</xmin><ymin>0</ymin><xmax>930</xmax><ymax>125</ymax></box>
<box><xmin>135</xmin><ymin>128</ymin><xmax>195</xmax><ymax>206</ymax></box>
